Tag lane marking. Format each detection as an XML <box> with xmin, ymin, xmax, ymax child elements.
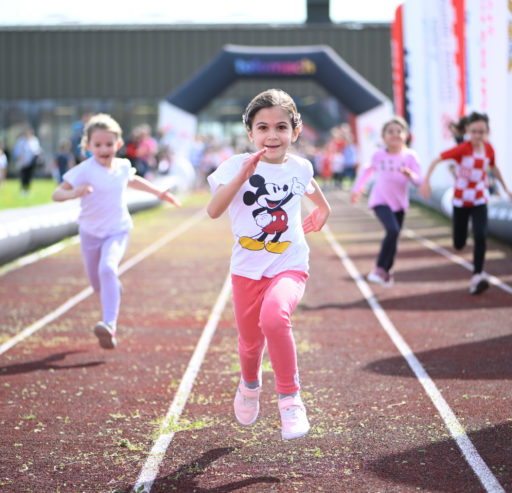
<box><xmin>0</xmin><ymin>209</ymin><xmax>205</xmax><ymax>356</ymax></box>
<box><xmin>133</xmin><ymin>273</ymin><xmax>232</xmax><ymax>493</ymax></box>
<box><xmin>402</xmin><ymin>228</ymin><xmax>512</xmax><ymax>295</ymax></box>
<box><xmin>321</xmin><ymin>222</ymin><xmax>505</xmax><ymax>493</ymax></box>
<box><xmin>334</xmin><ymin>191</ymin><xmax>512</xmax><ymax>296</ymax></box>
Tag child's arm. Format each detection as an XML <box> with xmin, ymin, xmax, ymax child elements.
<box><xmin>400</xmin><ymin>160</ymin><xmax>423</xmax><ymax>186</ymax></box>
<box><xmin>302</xmin><ymin>178</ymin><xmax>331</xmax><ymax>234</ymax></box>
<box><xmin>128</xmin><ymin>175</ymin><xmax>182</xmax><ymax>207</ymax></box>
<box><xmin>207</xmin><ymin>149</ymin><xmax>265</xmax><ymax>219</ymax></box>
<box><xmin>490</xmin><ymin>165</ymin><xmax>512</xmax><ymax>199</ymax></box>
<box><xmin>52</xmin><ymin>180</ymin><xmax>92</xmax><ymax>202</ymax></box>
<box><xmin>350</xmin><ymin>163</ymin><xmax>375</xmax><ymax>203</ymax></box>
<box><xmin>418</xmin><ymin>156</ymin><xmax>443</xmax><ymax>200</ymax></box>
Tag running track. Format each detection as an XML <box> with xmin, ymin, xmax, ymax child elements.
<box><xmin>1</xmin><ymin>190</ymin><xmax>511</xmax><ymax>492</ymax></box>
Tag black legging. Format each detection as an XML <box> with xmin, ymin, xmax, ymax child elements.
<box><xmin>452</xmin><ymin>204</ymin><xmax>488</xmax><ymax>274</ymax></box>
<box><xmin>373</xmin><ymin>205</ymin><xmax>405</xmax><ymax>272</ymax></box>
<box><xmin>20</xmin><ymin>162</ymin><xmax>35</xmax><ymax>190</ymax></box>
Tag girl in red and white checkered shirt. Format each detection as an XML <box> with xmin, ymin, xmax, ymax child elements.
<box><xmin>419</xmin><ymin>112</ymin><xmax>512</xmax><ymax>295</ymax></box>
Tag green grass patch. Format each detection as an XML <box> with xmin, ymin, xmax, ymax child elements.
<box><xmin>0</xmin><ymin>178</ymin><xmax>57</xmax><ymax>209</ymax></box>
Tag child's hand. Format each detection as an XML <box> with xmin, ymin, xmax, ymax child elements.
<box><xmin>74</xmin><ymin>183</ymin><xmax>93</xmax><ymax>198</ymax></box>
<box><xmin>350</xmin><ymin>190</ymin><xmax>362</xmax><ymax>203</ymax></box>
<box><xmin>418</xmin><ymin>182</ymin><xmax>431</xmax><ymax>200</ymax></box>
<box><xmin>158</xmin><ymin>189</ymin><xmax>182</xmax><ymax>207</ymax></box>
<box><xmin>239</xmin><ymin>149</ymin><xmax>266</xmax><ymax>182</ymax></box>
<box><xmin>399</xmin><ymin>166</ymin><xmax>414</xmax><ymax>179</ymax></box>
<box><xmin>302</xmin><ymin>206</ymin><xmax>329</xmax><ymax>234</ymax></box>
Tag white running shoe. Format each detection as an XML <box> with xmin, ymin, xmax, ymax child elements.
<box><xmin>93</xmin><ymin>322</ymin><xmax>117</xmax><ymax>349</ymax></box>
<box><xmin>367</xmin><ymin>267</ymin><xmax>394</xmax><ymax>288</ymax></box>
<box><xmin>470</xmin><ymin>273</ymin><xmax>489</xmax><ymax>295</ymax></box>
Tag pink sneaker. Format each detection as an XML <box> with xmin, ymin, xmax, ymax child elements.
<box><xmin>233</xmin><ymin>381</ymin><xmax>261</xmax><ymax>426</ymax></box>
<box><xmin>278</xmin><ymin>395</ymin><xmax>310</xmax><ymax>440</ymax></box>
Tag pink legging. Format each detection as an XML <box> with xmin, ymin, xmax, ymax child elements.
<box><xmin>79</xmin><ymin>228</ymin><xmax>130</xmax><ymax>325</ymax></box>
<box><xmin>231</xmin><ymin>270</ymin><xmax>308</xmax><ymax>395</ymax></box>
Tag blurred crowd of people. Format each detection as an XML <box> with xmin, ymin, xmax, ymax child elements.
<box><xmin>0</xmin><ymin>113</ymin><xmax>361</xmax><ymax>196</ymax></box>
<box><xmin>298</xmin><ymin>122</ymin><xmax>359</xmax><ymax>190</ymax></box>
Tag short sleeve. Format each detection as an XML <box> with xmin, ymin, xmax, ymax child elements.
<box><xmin>127</xmin><ymin>162</ymin><xmax>137</xmax><ymax>180</ymax></box>
<box><xmin>207</xmin><ymin>154</ymin><xmax>245</xmax><ymax>193</ymax></box>
<box><xmin>440</xmin><ymin>142</ymin><xmax>465</xmax><ymax>162</ymax></box>
<box><xmin>486</xmin><ymin>143</ymin><xmax>495</xmax><ymax>167</ymax></box>
<box><xmin>62</xmin><ymin>161</ymin><xmax>85</xmax><ymax>187</ymax></box>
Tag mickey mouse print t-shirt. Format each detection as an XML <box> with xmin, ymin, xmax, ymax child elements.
<box><xmin>208</xmin><ymin>153</ymin><xmax>315</xmax><ymax>280</ymax></box>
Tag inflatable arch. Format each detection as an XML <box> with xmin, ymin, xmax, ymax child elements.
<box><xmin>166</xmin><ymin>44</ymin><xmax>390</xmax><ymax>115</ymax></box>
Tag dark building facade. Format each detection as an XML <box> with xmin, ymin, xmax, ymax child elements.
<box><xmin>0</xmin><ymin>22</ymin><xmax>391</xmax><ymax>167</ymax></box>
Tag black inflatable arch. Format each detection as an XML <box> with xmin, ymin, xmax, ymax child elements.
<box><xmin>166</xmin><ymin>44</ymin><xmax>390</xmax><ymax>115</ymax></box>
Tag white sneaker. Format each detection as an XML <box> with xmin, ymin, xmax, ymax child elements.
<box><xmin>93</xmin><ymin>322</ymin><xmax>117</xmax><ymax>349</ymax></box>
<box><xmin>470</xmin><ymin>273</ymin><xmax>489</xmax><ymax>295</ymax></box>
<box><xmin>367</xmin><ymin>267</ymin><xmax>394</xmax><ymax>288</ymax></box>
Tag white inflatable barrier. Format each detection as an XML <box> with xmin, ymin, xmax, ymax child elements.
<box><xmin>0</xmin><ymin>176</ymin><xmax>181</xmax><ymax>266</ymax></box>
<box><xmin>410</xmin><ymin>186</ymin><xmax>512</xmax><ymax>244</ymax></box>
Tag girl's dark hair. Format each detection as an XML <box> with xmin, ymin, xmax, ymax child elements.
<box><xmin>242</xmin><ymin>88</ymin><xmax>302</xmax><ymax>131</ymax></box>
<box><xmin>467</xmin><ymin>111</ymin><xmax>489</xmax><ymax>128</ymax></box>
<box><xmin>451</xmin><ymin>115</ymin><xmax>469</xmax><ymax>134</ymax></box>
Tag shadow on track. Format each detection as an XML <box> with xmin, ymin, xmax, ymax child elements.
<box><xmin>365</xmin><ymin>334</ymin><xmax>512</xmax><ymax>380</ymax></box>
<box><xmin>364</xmin><ymin>421</ymin><xmax>511</xmax><ymax>492</ymax></box>
<box><xmin>0</xmin><ymin>351</ymin><xmax>105</xmax><ymax>376</ymax></box>
<box><xmin>127</xmin><ymin>447</ymin><xmax>280</xmax><ymax>493</ymax></box>
<box><xmin>300</xmin><ymin>285</ymin><xmax>510</xmax><ymax>311</ymax></box>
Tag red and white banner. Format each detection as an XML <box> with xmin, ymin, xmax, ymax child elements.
<box><xmin>391</xmin><ymin>4</ymin><xmax>405</xmax><ymax>118</ymax></box>
<box><xmin>508</xmin><ymin>0</ymin><xmax>512</xmax><ymax>187</ymax></box>
<box><xmin>402</xmin><ymin>0</ymin><xmax>467</xmax><ymax>186</ymax></box>
<box><xmin>465</xmin><ymin>0</ymin><xmax>509</xmax><ymax>185</ymax></box>
<box><xmin>400</xmin><ymin>0</ymin><xmax>512</xmax><ymax>190</ymax></box>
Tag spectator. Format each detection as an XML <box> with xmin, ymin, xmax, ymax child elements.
<box><xmin>71</xmin><ymin>113</ymin><xmax>92</xmax><ymax>162</ymax></box>
<box><xmin>0</xmin><ymin>140</ymin><xmax>7</xmax><ymax>188</ymax></box>
<box><xmin>53</xmin><ymin>139</ymin><xmax>75</xmax><ymax>183</ymax></box>
<box><xmin>13</xmin><ymin>127</ymin><xmax>42</xmax><ymax>196</ymax></box>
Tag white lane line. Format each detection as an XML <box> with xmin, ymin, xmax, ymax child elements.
<box><xmin>402</xmin><ymin>228</ymin><xmax>512</xmax><ymax>295</ymax></box>
<box><xmin>0</xmin><ymin>209</ymin><xmax>205</xmax><ymax>356</ymax></box>
<box><xmin>334</xmin><ymin>191</ymin><xmax>512</xmax><ymax>296</ymax></box>
<box><xmin>321</xmin><ymin>222</ymin><xmax>505</xmax><ymax>493</ymax></box>
<box><xmin>0</xmin><ymin>236</ymin><xmax>80</xmax><ymax>278</ymax></box>
<box><xmin>133</xmin><ymin>273</ymin><xmax>232</xmax><ymax>493</ymax></box>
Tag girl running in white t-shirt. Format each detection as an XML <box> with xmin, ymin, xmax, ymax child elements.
<box><xmin>207</xmin><ymin>89</ymin><xmax>331</xmax><ymax>440</ymax></box>
<box><xmin>419</xmin><ymin>112</ymin><xmax>512</xmax><ymax>294</ymax></box>
<box><xmin>52</xmin><ymin>113</ymin><xmax>181</xmax><ymax>348</ymax></box>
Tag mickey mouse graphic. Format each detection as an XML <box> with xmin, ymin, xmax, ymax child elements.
<box><xmin>240</xmin><ymin>173</ymin><xmax>305</xmax><ymax>253</ymax></box>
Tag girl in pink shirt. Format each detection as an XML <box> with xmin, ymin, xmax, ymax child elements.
<box><xmin>351</xmin><ymin>116</ymin><xmax>422</xmax><ymax>286</ymax></box>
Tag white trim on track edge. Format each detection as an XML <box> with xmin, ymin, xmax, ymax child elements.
<box><xmin>0</xmin><ymin>210</ymin><xmax>205</xmax><ymax>356</ymax></box>
<box><xmin>0</xmin><ymin>236</ymin><xmax>81</xmax><ymax>278</ymax></box>
<box><xmin>132</xmin><ymin>273</ymin><xmax>232</xmax><ymax>493</ymax></box>
<box><xmin>321</xmin><ymin>223</ymin><xmax>505</xmax><ymax>493</ymax></box>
